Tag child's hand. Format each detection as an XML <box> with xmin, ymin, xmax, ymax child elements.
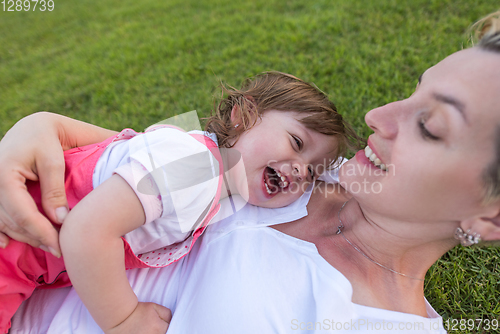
<box><xmin>105</xmin><ymin>302</ymin><xmax>172</xmax><ymax>334</ymax></box>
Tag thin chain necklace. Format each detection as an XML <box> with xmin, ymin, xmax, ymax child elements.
<box><xmin>336</xmin><ymin>201</ymin><xmax>425</xmax><ymax>282</ymax></box>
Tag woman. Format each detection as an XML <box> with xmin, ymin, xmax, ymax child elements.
<box><xmin>3</xmin><ymin>11</ymin><xmax>500</xmax><ymax>334</ymax></box>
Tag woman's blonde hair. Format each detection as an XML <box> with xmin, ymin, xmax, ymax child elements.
<box><xmin>469</xmin><ymin>11</ymin><xmax>500</xmax><ymax>204</ymax></box>
<box><xmin>469</xmin><ymin>11</ymin><xmax>500</xmax><ymax>50</ymax></box>
<box><xmin>205</xmin><ymin>71</ymin><xmax>364</xmax><ymax>169</ymax></box>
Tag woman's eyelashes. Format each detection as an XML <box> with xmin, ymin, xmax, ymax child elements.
<box><xmin>308</xmin><ymin>166</ymin><xmax>315</xmax><ymax>179</ymax></box>
<box><xmin>419</xmin><ymin>118</ymin><xmax>440</xmax><ymax>141</ymax></box>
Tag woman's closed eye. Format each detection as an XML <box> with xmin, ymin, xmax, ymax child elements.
<box><xmin>308</xmin><ymin>166</ymin><xmax>315</xmax><ymax>179</ymax></box>
<box><xmin>419</xmin><ymin>118</ymin><xmax>440</xmax><ymax>141</ymax></box>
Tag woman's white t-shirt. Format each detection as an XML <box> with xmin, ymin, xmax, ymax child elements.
<box><xmin>12</xmin><ymin>184</ymin><xmax>446</xmax><ymax>333</ymax></box>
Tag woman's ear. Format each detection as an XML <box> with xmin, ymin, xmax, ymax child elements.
<box><xmin>460</xmin><ymin>208</ymin><xmax>500</xmax><ymax>241</ymax></box>
<box><xmin>480</xmin><ymin>214</ymin><xmax>500</xmax><ymax>241</ymax></box>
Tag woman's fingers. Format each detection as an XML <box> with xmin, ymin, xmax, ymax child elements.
<box><xmin>0</xmin><ymin>112</ymin><xmax>69</xmax><ymax>256</ymax></box>
<box><xmin>0</xmin><ymin>173</ymin><xmax>62</xmax><ymax>257</ymax></box>
<box><xmin>0</xmin><ymin>224</ymin><xmax>39</xmax><ymax>247</ymax></box>
<box><xmin>36</xmin><ymin>149</ymin><xmax>69</xmax><ymax>225</ymax></box>
<box><xmin>0</xmin><ymin>198</ymin><xmax>61</xmax><ymax>257</ymax></box>
<box><xmin>0</xmin><ymin>231</ymin><xmax>8</xmax><ymax>248</ymax></box>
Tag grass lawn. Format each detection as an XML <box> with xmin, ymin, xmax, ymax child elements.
<box><xmin>1</xmin><ymin>0</ymin><xmax>499</xmax><ymax>332</ymax></box>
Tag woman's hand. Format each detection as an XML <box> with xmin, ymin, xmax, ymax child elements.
<box><xmin>0</xmin><ymin>112</ymin><xmax>117</xmax><ymax>256</ymax></box>
<box><xmin>105</xmin><ymin>302</ymin><xmax>172</xmax><ymax>334</ymax></box>
<box><xmin>0</xmin><ymin>113</ymin><xmax>69</xmax><ymax>256</ymax></box>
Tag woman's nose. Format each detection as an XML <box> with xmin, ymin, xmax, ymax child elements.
<box><xmin>365</xmin><ymin>101</ymin><xmax>400</xmax><ymax>139</ymax></box>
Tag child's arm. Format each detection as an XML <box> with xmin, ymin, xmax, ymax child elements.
<box><xmin>59</xmin><ymin>174</ymin><xmax>170</xmax><ymax>333</ymax></box>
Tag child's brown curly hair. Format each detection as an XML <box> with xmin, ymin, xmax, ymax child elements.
<box><xmin>205</xmin><ymin>71</ymin><xmax>363</xmax><ymax>168</ymax></box>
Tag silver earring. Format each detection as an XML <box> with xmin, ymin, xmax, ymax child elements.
<box><xmin>454</xmin><ymin>227</ymin><xmax>481</xmax><ymax>246</ymax></box>
<box><xmin>234</xmin><ymin>124</ymin><xmax>240</xmax><ymax>128</ymax></box>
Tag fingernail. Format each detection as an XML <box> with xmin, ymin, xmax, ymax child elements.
<box><xmin>40</xmin><ymin>245</ymin><xmax>61</xmax><ymax>258</ymax></box>
<box><xmin>49</xmin><ymin>247</ymin><xmax>61</xmax><ymax>258</ymax></box>
<box><xmin>55</xmin><ymin>207</ymin><xmax>68</xmax><ymax>223</ymax></box>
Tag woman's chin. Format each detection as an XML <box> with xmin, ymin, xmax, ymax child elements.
<box><xmin>337</xmin><ymin>158</ymin><xmax>362</xmax><ymax>184</ymax></box>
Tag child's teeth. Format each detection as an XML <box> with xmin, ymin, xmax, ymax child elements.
<box><xmin>283</xmin><ymin>181</ymin><xmax>288</xmax><ymax>187</ymax></box>
<box><xmin>374</xmin><ymin>158</ymin><xmax>381</xmax><ymax>165</ymax></box>
<box><xmin>276</xmin><ymin>170</ymin><xmax>282</xmax><ymax>177</ymax></box>
<box><xmin>380</xmin><ymin>164</ymin><xmax>386</xmax><ymax>171</ymax></box>
<box><xmin>265</xmin><ymin>182</ymin><xmax>272</xmax><ymax>194</ymax></box>
<box><xmin>280</xmin><ymin>176</ymin><xmax>286</xmax><ymax>182</ymax></box>
<box><xmin>370</xmin><ymin>153</ymin><xmax>377</xmax><ymax>161</ymax></box>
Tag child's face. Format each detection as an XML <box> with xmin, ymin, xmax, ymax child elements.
<box><xmin>230</xmin><ymin>110</ymin><xmax>338</xmax><ymax>208</ymax></box>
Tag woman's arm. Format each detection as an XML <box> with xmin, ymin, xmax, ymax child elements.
<box><xmin>60</xmin><ymin>174</ymin><xmax>170</xmax><ymax>334</ymax></box>
<box><xmin>0</xmin><ymin>112</ymin><xmax>117</xmax><ymax>256</ymax></box>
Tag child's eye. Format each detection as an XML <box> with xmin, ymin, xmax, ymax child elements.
<box><xmin>292</xmin><ymin>136</ymin><xmax>302</xmax><ymax>149</ymax></box>
<box><xmin>419</xmin><ymin>118</ymin><xmax>440</xmax><ymax>141</ymax></box>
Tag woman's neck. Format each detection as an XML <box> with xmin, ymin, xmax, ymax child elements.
<box><xmin>277</xmin><ymin>182</ymin><xmax>458</xmax><ymax>316</ymax></box>
<box><xmin>341</xmin><ymin>199</ymin><xmax>458</xmax><ymax>279</ymax></box>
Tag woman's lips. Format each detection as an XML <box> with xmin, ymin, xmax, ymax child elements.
<box><xmin>366</xmin><ymin>138</ymin><xmax>387</xmax><ymax>171</ymax></box>
<box><xmin>355</xmin><ymin>150</ymin><xmax>381</xmax><ymax>169</ymax></box>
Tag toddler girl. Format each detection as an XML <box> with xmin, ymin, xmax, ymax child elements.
<box><xmin>0</xmin><ymin>71</ymin><xmax>360</xmax><ymax>333</ymax></box>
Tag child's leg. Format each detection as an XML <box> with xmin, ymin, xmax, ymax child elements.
<box><xmin>0</xmin><ymin>135</ymin><xmax>112</xmax><ymax>333</ymax></box>
<box><xmin>0</xmin><ymin>134</ymin><xmax>118</xmax><ymax>332</ymax></box>
<box><xmin>0</xmin><ymin>241</ymin><xmax>36</xmax><ymax>333</ymax></box>
<box><xmin>0</xmin><ymin>240</ymin><xmax>67</xmax><ymax>333</ymax></box>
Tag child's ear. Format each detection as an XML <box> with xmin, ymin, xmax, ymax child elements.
<box><xmin>230</xmin><ymin>96</ymin><xmax>257</xmax><ymax>126</ymax></box>
<box><xmin>230</xmin><ymin>104</ymin><xmax>241</xmax><ymax>126</ymax></box>
<box><xmin>460</xmin><ymin>206</ymin><xmax>500</xmax><ymax>241</ymax></box>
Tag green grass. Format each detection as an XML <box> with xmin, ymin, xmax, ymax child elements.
<box><xmin>1</xmin><ymin>0</ymin><xmax>500</xmax><ymax>332</ymax></box>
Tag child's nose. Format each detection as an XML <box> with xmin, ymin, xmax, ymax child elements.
<box><xmin>292</xmin><ymin>163</ymin><xmax>309</xmax><ymax>182</ymax></box>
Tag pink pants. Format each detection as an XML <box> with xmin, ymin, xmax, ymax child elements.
<box><xmin>0</xmin><ymin>128</ymin><xmax>222</xmax><ymax>332</ymax></box>
<box><xmin>0</xmin><ymin>135</ymin><xmax>116</xmax><ymax>333</ymax></box>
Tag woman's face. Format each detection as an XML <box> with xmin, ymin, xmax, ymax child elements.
<box><xmin>339</xmin><ymin>48</ymin><xmax>500</xmax><ymax>223</ymax></box>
